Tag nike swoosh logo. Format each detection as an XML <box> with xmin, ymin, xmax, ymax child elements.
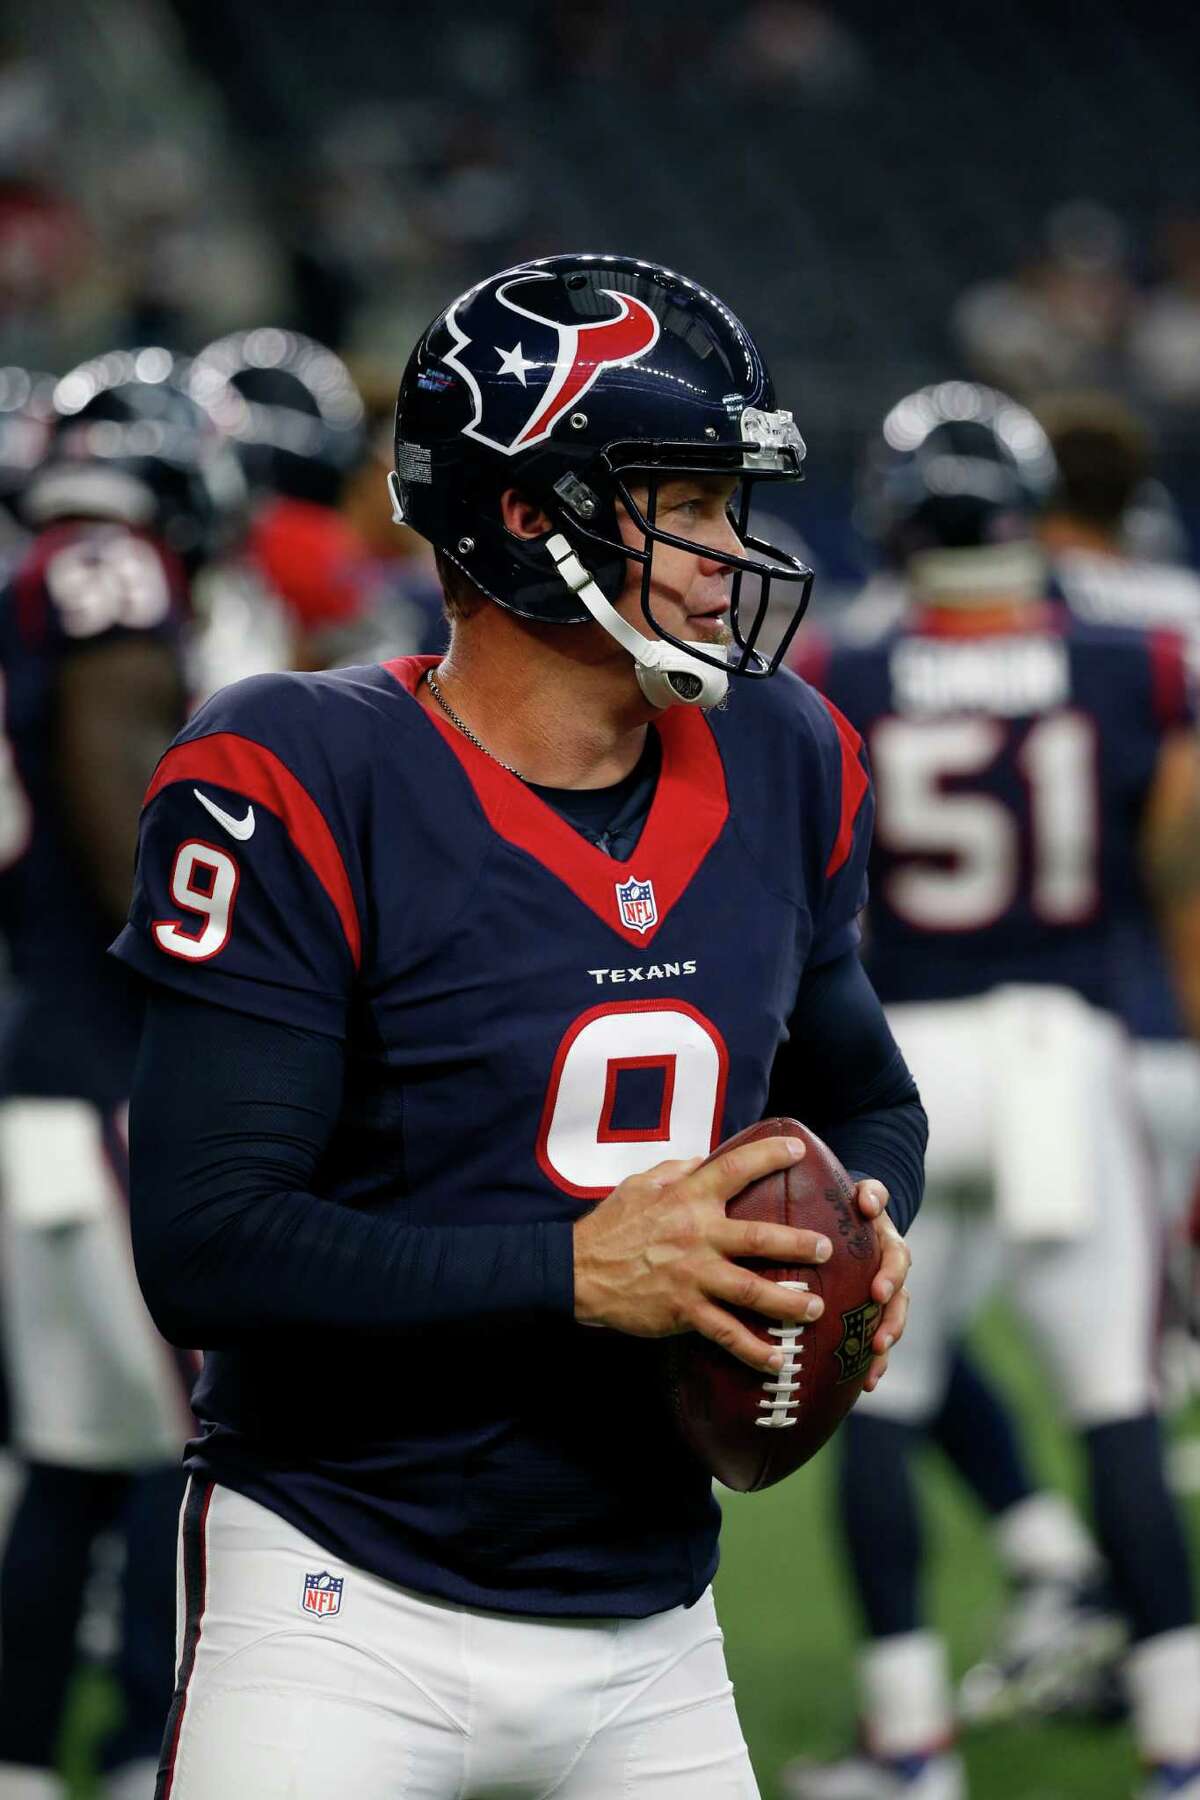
<box><xmin>193</xmin><ymin>788</ymin><xmax>256</xmax><ymax>841</ymax></box>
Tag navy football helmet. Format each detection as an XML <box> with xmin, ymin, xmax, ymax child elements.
<box><xmin>392</xmin><ymin>253</ymin><xmax>813</xmax><ymax>708</ymax></box>
<box><xmin>189</xmin><ymin>328</ymin><xmax>366</xmax><ymax>507</ymax></box>
<box><xmin>23</xmin><ymin>348</ymin><xmax>246</xmax><ymax>570</ymax></box>
<box><xmin>861</xmin><ymin>382</ymin><xmax>1056</xmax><ymax>597</ymax></box>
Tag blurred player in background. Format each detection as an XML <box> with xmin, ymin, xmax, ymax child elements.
<box><xmin>338</xmin><ymin>370</ymin><xmax>452</xmax><ymax>657</ymax></box>
<box><xmin>1040</xmin><ymin>394</ymin><xmax>1200</xmax><ymax>643</ymax></box>
<box><xmin>926</xmin><ymin>1343</ymin><xmax>1121</xmax><ymax>1730</ymax></box>
<box><xmin>785</xmin><ymin>384</ymin><xmax>1200</xmax><ymax>1800</ymax></box>
<box><xmin>0</xmin><ymin>350</ymin><xmax>243</xmax><ymax>1800</ymax></box>
<box><xmin>0</xmin><ymin>370</ymin><xmax>59</xmax><ymax>1526</ymax></box>
<box><xmin>112</xmin><ymin>254</ymin><xmax>919</xmax><ymax>1800</ymax></box>
<box><xmin>1039</xmin><ymin>397</ymin><xmax>1200</xmax><ymax>1376</ymax></box>
<box><xmin>0</xmin><ymin>371</ymin><xmax>54</xmax><ymax>565</ymax></box>
<box><xmin>187</xmin><ymin>327</ymin><xmax>382</xmax><ymax>690</ymax></box>
<box><xmin>795</xmin><ymin>388</ymin><xmax>1122</xmax><ymax>1748</ymax></box>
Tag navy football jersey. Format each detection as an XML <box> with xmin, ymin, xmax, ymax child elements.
<box><xmin>1049</xmin><ymin>551</ymin><xmax>1200</xmax><ymax>1037</ymax></box>
<box><xmin>113</xmin><ymin>654</ymin><xmax>872</xmax><ymax>1616</ymax></box>
<box><xmin>797</xmin><ymin>611</ymin><xmax>1193</xmax><ymax>1021</ymax></box>
<box><xmin>0</xmin><ymin>522</ymin><xmax>186</xmax><ymax>1104</ymax></box>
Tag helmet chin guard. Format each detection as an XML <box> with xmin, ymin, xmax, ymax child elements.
<box><xmin>546</xmin><ymin>533</ymin><xmax>729</xmax><ymax>709</ymax></box>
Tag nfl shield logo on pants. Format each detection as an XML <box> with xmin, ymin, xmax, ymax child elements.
<box><xmin>615</xmin><ymin>875</ymin><xmax>658</xmax><ymax>934</ymax></box>
<box><xmin>302</xmin><ymin>1570</ymin><xmax>344</xmax><ymax>1616</ymax></box>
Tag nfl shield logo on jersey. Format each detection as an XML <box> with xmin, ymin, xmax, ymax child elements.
<box><xmin>302</xmin><ymin>1570</ymin><xmax>344</xmax><ymax>1617</ymax></box>
<box><xmin>615</xmin><ymin>876</ymin><xmax>658</xmax><ymax>934</ymax></box>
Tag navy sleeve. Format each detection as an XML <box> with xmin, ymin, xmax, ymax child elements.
<box><xmin>768</xmin><ymin>950</ymin><xmax>927</xmax><ymax>1233</ymax></box>
<box><xmin>129</xmin><ymin>987</ymin><xmax>575</xmax><ymax>1346</ymax></box>
<box><xmin>111</xmin><ymin>674</ymin><xmax>365</xmax><ymax>1037</ymax></box>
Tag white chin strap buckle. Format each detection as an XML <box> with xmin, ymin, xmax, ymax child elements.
<box><xmin>545</xmin><ymin>533</ymin><xmax>729</xmax><ymax>710</ymax></box>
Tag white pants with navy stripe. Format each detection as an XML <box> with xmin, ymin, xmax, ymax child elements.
<box><xmin>860</xmin><ymin>988</ymin><xmax>1161</xmax><ymax>1428</ymax></box>
<box><xmin>159</xmin><ymin>1481</ymin><xmax>760</xmax><ymax>1800</ymax></box>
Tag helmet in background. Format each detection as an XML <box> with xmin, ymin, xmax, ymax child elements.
<box><xmin>23</xmin><ymin>347</ymin><xmax>246</xmax><ymax>571</ymax></box>
<box><xmin>861</xmin><ymin>382</ymin><xmax>1056</xmax><ymax>601</ymax></box>
<box><xmin>190</xmin><ymin>328</ymin><xmax>366</xmax><ymax>508</ymax></box>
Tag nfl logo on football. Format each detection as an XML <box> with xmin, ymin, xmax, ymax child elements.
<box><xmin>302</xmin><ymin>1570</ymin><xmax>344</xmax><ymax>1617</ymax></box>
<box><xmin>615</xmin><ymin>876</ymin><xmax>658</xmax><ymax>934</ymax></box>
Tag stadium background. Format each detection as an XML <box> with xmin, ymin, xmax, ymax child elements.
<box><xmin>1</xmin><ymin>0</ymin><xmax>1198</xmax><ymax>1795</ymax></box>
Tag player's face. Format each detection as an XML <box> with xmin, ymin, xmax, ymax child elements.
<box><xmin>614</xmin><ymin>476</ymin><xmax>742</xmax><ymax>648</ymax></box>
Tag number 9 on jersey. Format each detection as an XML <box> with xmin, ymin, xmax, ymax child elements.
<box><xmin>153</xmin><ymin>841</ymin><xmax>240</xmax><ymax>961</ymax></box>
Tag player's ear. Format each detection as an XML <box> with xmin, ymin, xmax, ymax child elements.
<box><xmin>499</xmin><ymin>489</ymin><xmax>553</xmax><ymax>540</ymax></box>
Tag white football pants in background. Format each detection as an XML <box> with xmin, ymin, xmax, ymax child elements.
<box><xmin>860</xmin><ymin>986</ymin><xmax>1160</xmax><ymax>1428</ymax></box>
<box><xmin>0</xmin><ymin>1097</ymin><xmax>193</xmax><ymax>1467</ymax></box>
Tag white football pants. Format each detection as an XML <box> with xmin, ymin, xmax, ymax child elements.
<box><xmin>159</xmin><ymin>1481</ymin><xmax>760</xmax><ymax>1800</ymax></box>
<box><xmin>0</xmin><ymin>1097</ymin><xmax>194</xmax><ymax>1467</ymax></box>
<box><xmin>861</xmin><ymin>987</ymin><xmax>1161</xmax><ymax>1428</ymax></box>
<box><xmin>1132</xmin><ymin>1038</ymin><xmax>1200</xmax><ymax>1226</ymax></box>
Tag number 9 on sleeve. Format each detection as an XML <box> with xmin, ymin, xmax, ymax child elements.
<box><xmin>152</xmin><ymin>840</ymin><xmax>240</xmax><ymax>962</ymax></box>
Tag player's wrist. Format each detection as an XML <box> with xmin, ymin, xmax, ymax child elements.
<box><xmin>570</xmin><ymin>1220</ymin><xmax>603</xmax><ymax>1324</ymax></box>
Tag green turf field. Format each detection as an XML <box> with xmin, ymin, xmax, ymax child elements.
<box><xmin>59</xmin><ymin>1301</ymin><xmax>1200</xmax><ymax>1798</ymax></box>
<box><xmin>717</xmin><ymin>1302</ymin><xmax>1200</xmax><ymax>1800</ymax></box>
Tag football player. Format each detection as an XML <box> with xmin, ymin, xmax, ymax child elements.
<box><xmin>113</xmin><ymin>253</ymin><xmax>923</xmax><ymax>1799</ymax></box>
<box><xmin>187</xmin><ymin>327</ymin><xmax>385</xmax><ymax>681</ymax></box>
<box><xmin>0</xmin><ymin>368</ymin><xmax>54</xmax><ymax>559</ymax></box>
<box><xmin>0</xmin><ymin>350</ymin><xmax>243</xmax><ymax>1800</ymax></box>
<box><xmin>928</xmin><ymin>1345</ymin><xmax>1121</xmax><ymax>1730</ymax></box>
<box><xmin>1040</xmin><ymin>392</ymin><xmax>1200</xmax><ymax>644</ymax></box>
<box><xmin>784</xmin><ymin>384</ymin><xmax>1200</xmax><ymax>1800</ymax></box>
<box><xmin>1038</xmin><ymin>394</ymin><xmax>1200</xmax><ymax>1256</ymax></box>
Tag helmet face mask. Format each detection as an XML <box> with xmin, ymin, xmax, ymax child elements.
<box><xmin>392</xmin><ymin>254</ymin><xmax>815</xmax><ymax>702</ymax></box>
<box><xmin>557</xmin><ymin>447</ymin><xmax>813</xmax><ymax>680</ymax></box>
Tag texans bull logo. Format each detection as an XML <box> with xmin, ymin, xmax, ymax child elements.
<box><xmin>443</xmin><ymin>272</ymin><xmax>661</xmax><ymax>457</ymax></box>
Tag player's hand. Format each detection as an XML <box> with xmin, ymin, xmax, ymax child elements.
<box><xmin>852</xmin><ymin>1179</ymin><xmax>911</xmax><ymax>1392</ymax></box>
<box><xmin>572</xmin><ymin>1135</ymin><xmax>830</xmax><ymax>1374</ymax></box>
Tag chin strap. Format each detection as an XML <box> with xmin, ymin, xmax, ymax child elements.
<box><xmin>545</xmin><ymin>533</ymin><xmax>729</xmax><ymax>710</ymax></box>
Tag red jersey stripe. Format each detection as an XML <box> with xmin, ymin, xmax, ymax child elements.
<box><xmin>818</xmin><ymin>693</ymin><xmax>870</xmax><ymax>879</ymax></box>
<box><xmin>1149</xmin><ymin>629</ymin><xmax>1190</xmax><ymax>730</ymax></box>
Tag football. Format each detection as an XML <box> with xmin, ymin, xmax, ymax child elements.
<box><xmin>667</xmin><ymin>1116</ymin><xmax>882</xmax><ymax>1492</ymax></box>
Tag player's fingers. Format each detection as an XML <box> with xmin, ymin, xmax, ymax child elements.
<box><xmin>871</xmin><ymin>1285</ymin><xmax>909</xmax><ymax>1353</ymax></box>
<box><xmin>688</xmin><ymin>1135</ymin><xmax>805</xmax><ymax>1208</ymax></box>
<box><xmin>704</xmin><ymin>1262</ymin><xmax>824</xmax><ymax>1325</ymax></box>
<box><xmin>688</xmin><ymin>1300</ymin><xmax>791</xmax><ymax>1374</ymax></box>
<box><xmin>862</xmin><ymin>1350</ymin><xmax>890</xmax><ymax>1392</ymax></box>
<box><xmin>644</xmin><ymin>1155</ymin><xmax>706</xmax><ymax>1188</ymax></box>
<box><xmin>867</xmin><ymin>1208</ymin><xmax>909</xmax><ymax>1305</ymax></box>
<box><xmin>715</xmin><ymin>1220</ymin><xmax>832</xmax><ymax>1266</ymax></box>
<box><xmin>868</xmin><ymin>1289</ymin><xmax>907</xmax><ymax>1356</ymax></box>
<box><xmin>854</xmin><ymin>1178</ymin><xmax>889</xmax><ymax>1220</ymax></box>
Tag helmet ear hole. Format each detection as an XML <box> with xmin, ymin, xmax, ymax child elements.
<box><xmin>499</xmin><ymin>488</ymin><xmax>553</xmax><ymax>540</ymax></box>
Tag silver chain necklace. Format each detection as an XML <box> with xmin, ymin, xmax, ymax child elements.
<box><xmin>425</xmin><ymin>669</ymin><xmax>526</xmax><ymax>780</ymax></box>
